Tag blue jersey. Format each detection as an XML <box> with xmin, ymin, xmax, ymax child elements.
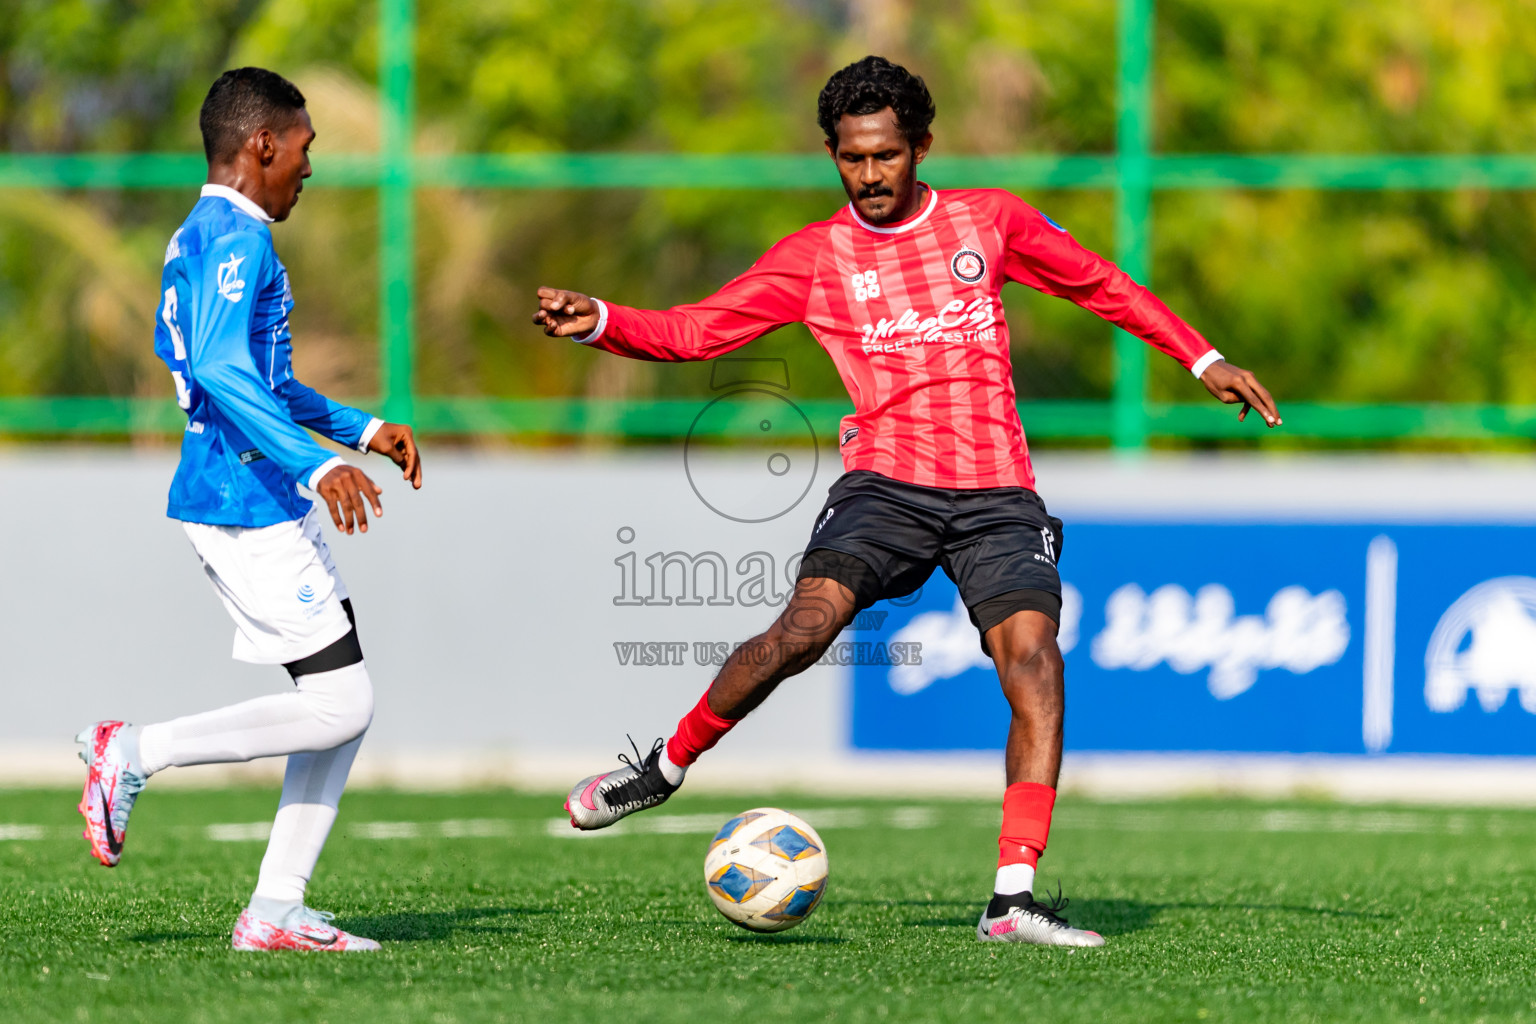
<box><xmin>155</xmin><ymin>185</ymin><xmax>378</xmax><ymax>527</ymax></box>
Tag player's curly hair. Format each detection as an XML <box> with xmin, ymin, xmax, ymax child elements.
<box><xmin>200</xmin><ymin>67</ymin><xmax>307</xmax><ymax>164</ymax></box>
<box><xmin>817</xmin><ymin>56</ymin><xmax>936</xmax><ymax>149</ymax></box>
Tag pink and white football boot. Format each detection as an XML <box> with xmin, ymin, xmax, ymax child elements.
<box><xmin>564</xmin><ymin>737</ymin><xmax>679</xmax><ymax>830</ymax></box>
<box><xmin>232</xmin><ymin>906</ymin><xmax>381</xmax><ymax>952</ymax></box>
<box><xmin>75</xmin><ymin>720</ymin><xmax>147</xmax><ymax>868</ymax></box>
<box><xmin>976</xmin><ymin>886</ymin><xmax>1105</xmax><ymax>947</ymax></box>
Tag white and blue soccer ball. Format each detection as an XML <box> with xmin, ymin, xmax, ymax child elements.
<box><xmin>704</xmin><ymin>807</ymin><xmax>828</xmax><ymax>933</ymax></box>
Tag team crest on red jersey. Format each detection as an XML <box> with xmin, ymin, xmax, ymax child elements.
<box><xmin>950</xmin><ymin>247</ymin><xmax>986</xmax><ymax>284</ymax></box>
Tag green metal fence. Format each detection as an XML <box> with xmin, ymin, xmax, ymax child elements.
<box><xmin>3</xmin><ymin>0</ymin><xmax>1534</xmax><ymax>448</ymax></box>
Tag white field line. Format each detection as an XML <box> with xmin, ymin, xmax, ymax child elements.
<box><xmin>206</xmin><ymin>821</ymin><xmax>273</xmax><ymax>842</ymax></box>
<box><xmin>1054</xmin><ymin>807</ymin><xmax>1533</xmax><ymax>836</ymax></box>
<box><xmin>545</xmin><ymin>807</ymin><xmax>878</xmax><ymax>839</ymax></box>
<box><xmin>0</xmin><ymin>824</ymin><xmax>52</xmax><ymax>840</ymax></box>
<box><xmin>7</xmin><ymin>805</ymin><xmax>1534</xmax><ymax>843</ymax></box>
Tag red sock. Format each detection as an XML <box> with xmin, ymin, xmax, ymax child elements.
<box><xmin>665</xmin><ymin>691</ymin><xmax>736</xmax><ymax>768</ymax></box>
<box><xmin>998</xmin><ymin>782</ymin><xmax>1056</xmax><ymax>867</ymax></box>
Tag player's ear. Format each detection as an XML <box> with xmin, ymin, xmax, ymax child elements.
<box><xmin>253</xmin><ymin>128</ymin><xmax>277</xmax><ymax>167</ymax></box>
<box><xmin>823</xmin><ymin>137</ymin><xmax>837</xmax><ymax>160</ymax></box>
<box><xmin>911</xmin><ymin>133</ymin><xmax>933</xmax><ymax>166</ymax></box>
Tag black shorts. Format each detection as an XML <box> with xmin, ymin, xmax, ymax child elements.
<box><xmin>797</xmin><ymin>470</ymin><xmax>1064</xmax><ymax>642</ymax></box>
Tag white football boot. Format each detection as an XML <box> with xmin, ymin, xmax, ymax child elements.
<box><xmin>76</xmin><ymin>720</ymin><xmax>147</xmax><ymax>868</ymax></box>
<box><xmin>976</xmin><ymin>886</ymin><xmax>1105</xmax><ymax>947</ymax></box>
<box><xmin>564</xmin><ymin>737</ymin><xmax>679</xmax><ymax>830</ymax></box>
<box><xmin>233</xmin><ymin>905</ymin><xmax>381</xmax><ymax>952</ymax></box>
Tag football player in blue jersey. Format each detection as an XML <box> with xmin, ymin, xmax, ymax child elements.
<box><xmin>75</xmin><ymin>68</ymin><xmax>422</xmax><ymax>952</ymax></box>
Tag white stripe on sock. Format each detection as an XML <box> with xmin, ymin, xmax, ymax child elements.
<box><xmin>994</xmin><ymin>862</ymin><xmax>1036</xmax><ymax>896</ymax></box>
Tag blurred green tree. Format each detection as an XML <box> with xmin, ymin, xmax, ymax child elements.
<box><xmin>2</xmin><ymin>0</ymin><xmax>1534</xmax><ymax>439</ymax></box>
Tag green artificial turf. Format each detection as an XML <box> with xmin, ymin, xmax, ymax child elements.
<box><xmin>3</xmin><ymin>788</ymin><xmax>1536</xmax><ymax>1023</ymax></box>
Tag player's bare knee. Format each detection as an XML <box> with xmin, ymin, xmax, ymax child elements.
<box><xmin>777</xmin><ymin>590</ymin><xmax>855</xmax><ymax>647</ymax></box>
<box><xmin>997</xmin><ymin>635</ymin><xmax>1063</xmax><ymax>706</ymax></box>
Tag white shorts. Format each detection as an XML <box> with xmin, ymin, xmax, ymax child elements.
<box><xmin>183</xmin><ymin>507</ymin><xmax>353</xmax><ymax>665</ymax></box>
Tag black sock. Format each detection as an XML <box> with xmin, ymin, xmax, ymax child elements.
<box><xmin>987</xmin><ymin>890</ymin><xmax>1032</xmax><ymax>917</ymax></box>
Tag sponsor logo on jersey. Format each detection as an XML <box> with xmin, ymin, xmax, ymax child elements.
<box><xmin>840</xmin><ymin>426</ymin><xmax>860</xmax><ymax>447</ymax></box>
<box><xmin>859</xmin><ymin>296</ymin><xmax>998</xmax><ymax>353</ymax></box>
<box><xmin>850</xmin><ymin>270</ymin><xmax>880</xmax><ymax>302</ymax></box>
<box><xmin>949</xmin><ymin>247</ymin><xmax>986</xmax><ymax>284</ymax></box>
<box><xmin>237</xmin><ymin>448</ymin><xmax>267</xmax><ymax>465</ymax></box>
<box><xmin>164</xmin><ymin>229</ymin><xmax>183</xmax><ymax>266</ymax></box>
<box><xmin>217</xmin><ymin>253</ymin><xmax>247</xmax><ymax>303</ymax></box>
<box><xmin>297</xmin><ymin>584</ymin><xmax>317</xmax><ymax>604</ymax></box>
<box><xmin>815</xmin><ymin>507</ymin><xmax>835</xmax><ymax>534</ymax></box>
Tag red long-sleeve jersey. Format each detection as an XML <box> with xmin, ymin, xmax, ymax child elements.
<box><xmin>578</xmin><ymin>186</ymin><xmax>1220</xmax><ymax>491</ymax></box>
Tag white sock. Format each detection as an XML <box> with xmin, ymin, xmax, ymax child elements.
<box><xmin>658</xmin><ymin>747</ymin><xmax>687</xmax><ymax>787</ymax></box>
<box><xmin>251</xmin><ymin>734</ymin><xmax>363</xmax><ymax>904</ymax></box>
<box><xmin>138</xmin><ymin>662</ymin><xmax>374</xmax><ymax>775</ymax></box>
<box><xmin>994</xmin><ymin>862</ymin><xmax>1036</xmax><ymax>896</ymax></box>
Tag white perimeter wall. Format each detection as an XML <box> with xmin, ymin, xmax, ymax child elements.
<box><xmin>4</xmin><ymin>446</ymin><xmax>1536</xmax><ymax>802</ymax></box>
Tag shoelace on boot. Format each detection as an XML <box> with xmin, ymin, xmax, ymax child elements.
<box><xmin>600</xmin><ymin>736</ymin><xmax>673</xmax><ymax>810</ymax></box>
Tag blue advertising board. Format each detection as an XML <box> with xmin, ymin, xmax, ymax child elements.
<box><xmin>851</xmin><ymin>525</ymin><xmax>1536</xmax><ymax>755</ymax></box>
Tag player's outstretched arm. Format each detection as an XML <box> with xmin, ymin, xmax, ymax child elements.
<box><xmin>532</xmin><ymin>288</ymin><xmax>601</xmax><ymax>338</ymax></box>
<box><xmin>1198</xmin><ymin>360</ymin><xmax>1283</xmax><ymax>428</ymax></box>
<box><xmin>529</xmin><ymin>235</ymin><xmax>813</xmax><ymax>361</ymax></box>
<box><xmin>366</xmin><ymin>421</ymin><xmax>423</xmax><ymax>488</ymax></box>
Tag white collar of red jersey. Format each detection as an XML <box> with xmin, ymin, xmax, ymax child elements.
<box><xmin>200</xmin><ymin>183</ymin><xmax>274</xmax><ymax>224</ymax></box>
<box><xmin>847</xmin><ymin>183</ymin><xmax>938</xmax><ymax>235</ymax></box>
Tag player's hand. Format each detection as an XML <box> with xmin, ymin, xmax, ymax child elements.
<box><xmin>1199</xmin><ymin>360</ymin><xmax>1282</xmax><ymax>428</ymax></box>
<box><xmin>532</xmin><ymin>287</ymin><xmax>601</xmax><ymax>338</ymax></box>
<box><xmin>317</xmin><ymin>464</ymin><xmax>384</xmax><ymax>535</ymax></box>
<box><xmin>367</xmin><ymin>421</ymin><xmax>422</xmax><ymax>489</ymax></box>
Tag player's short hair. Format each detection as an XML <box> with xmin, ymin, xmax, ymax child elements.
<box><xmin>199</xmin><ymin>67</ymin><xmax>307</xmax><ymax>164</ymax></box>
<box><xmin>817</xmin><ymin>55</ymin><xmax>936</xmax><ymax>149</ymax></box>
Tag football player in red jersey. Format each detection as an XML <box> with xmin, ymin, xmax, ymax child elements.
<box><xmin>533</xmin><ymin>56</ymin><xmax>1281</xmax><ymax>946</ymax></box>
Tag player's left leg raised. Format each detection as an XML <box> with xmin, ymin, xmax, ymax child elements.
<box><xmin>565</xmin><ymin>576</ymin><xmax>858</xmax><ymax>830</ymax></box>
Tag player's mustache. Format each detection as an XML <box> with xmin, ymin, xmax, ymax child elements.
<box><xmin>857</xmin><ymin>185</ymin><xmax>893</xmax><ymax>199</ymax></box>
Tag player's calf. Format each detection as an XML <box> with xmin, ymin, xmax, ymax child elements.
<box><xmin>565</xmin><ymin>581</ymin><xmax>856</xmax><ymax>830</ymax></box>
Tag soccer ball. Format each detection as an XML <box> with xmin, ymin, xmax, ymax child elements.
<box><xmin>704</xmin><ymin>808</ymin><xmax>828</xmax><ymax>933</ymax></box>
